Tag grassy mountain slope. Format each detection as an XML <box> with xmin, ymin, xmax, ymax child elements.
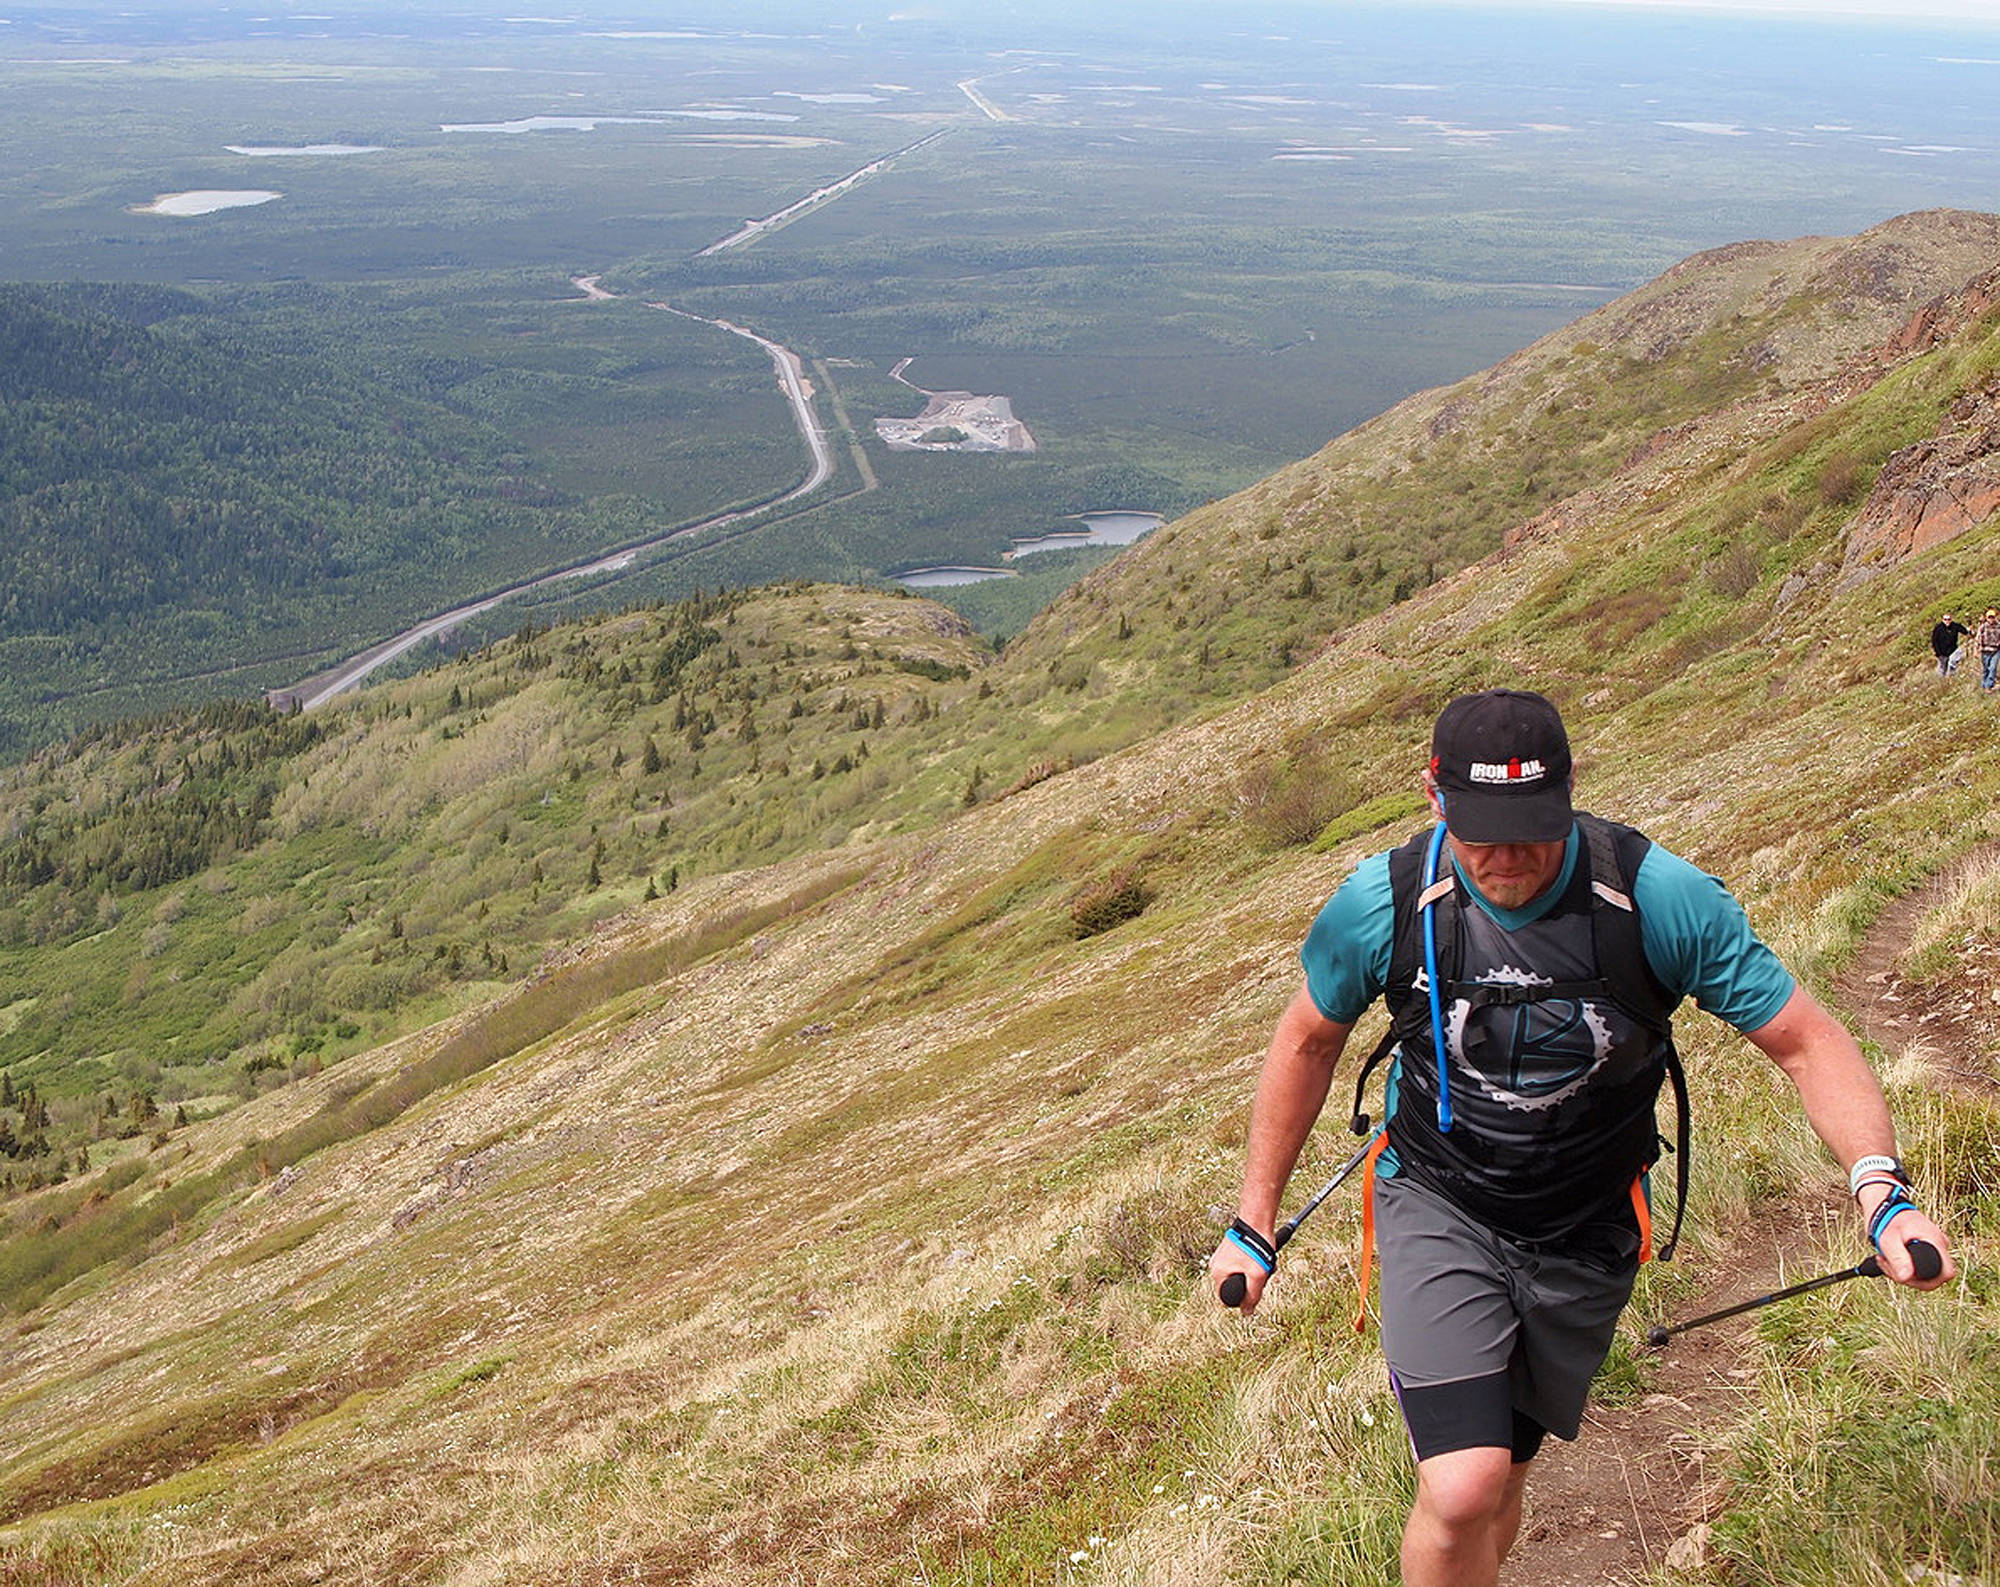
<box><xmin>4</xmin><ymin>214</ymin><xmax>2000</xmax><ymax>1585</ymax></box>
<box><xmin>996</xmin><ymin>208</ymin><xmax>2000</xmax><ymax>733</ymax></box>
<box><xmin>0</xmin><ymin>585</ymin><xmax>992</xmax><ymax>1124</ymax></box>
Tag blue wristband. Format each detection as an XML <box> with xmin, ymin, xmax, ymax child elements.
<box><xmin>1867</xmin><ymin>1186</ymin><xmax>1920</xmax><ymax>1252</ymax></box>
<box><xmin>1226</xmin><ymin>1219</ymin><xmax>1278</xmax><ymax>1275</ymax></box>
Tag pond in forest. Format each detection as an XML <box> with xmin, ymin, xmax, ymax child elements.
<box><xmin>1007</xmin><ymin>510</ymin><xmax>1163</xmax><ymax>558</ymax></box>
<box><xmin>890</xmin><ymin>510</ymin><xmax>1163</xmax><ymax>589</ymax></box>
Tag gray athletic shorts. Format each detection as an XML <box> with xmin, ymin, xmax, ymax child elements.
<box><xmin>1376</xmin><ymin>1173</ymin><xmax>1639</xmax><ymax>1460</ymax></box>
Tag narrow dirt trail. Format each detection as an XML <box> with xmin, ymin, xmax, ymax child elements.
<box><xmin>1836</xmin><ymin>845</ymin><xmax>2000</xmax><ymax>1102</ymax></box>
<box><xmin>1506</xmin><ymin>1212</ymin><xmax>1826</xmax><ymax>1586</ymax></box>
<box><xmin>1504</xmin><ymin>848</ymin><xmax>1998</xmax><ymax>1586</ymax></box>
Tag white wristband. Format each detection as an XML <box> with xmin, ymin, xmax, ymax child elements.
<box><xmin>1849</xmin><ymin>1154</ymin><xmax>1904</xmax><ymax>1195</ymax></box>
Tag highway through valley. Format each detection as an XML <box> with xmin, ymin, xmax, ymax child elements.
<box><xmin>278</xmin><ymin>278</ymin><xmax>834</xmax><ymax>711</ymax></box>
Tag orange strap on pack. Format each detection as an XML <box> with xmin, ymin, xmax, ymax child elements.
<box><xmin>1351</xmin><ymin>1131</ymin><xmax>1393</xmax><ymax>1333</ymax></box>
<box><xmin>1630</xmin><ymin>1175</ymin><xmax>1654</xmax><ymax>1264</ymax></box>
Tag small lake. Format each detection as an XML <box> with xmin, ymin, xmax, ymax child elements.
<box><xmin>441</xmin><ymin>115</ymin><xmax>659</xmax><ymax>134</ymax></box>
<box><xmin>441</xmin><ymin>110</ymin><xmax>801</xmax><ymax>134</ymax></box>
<box><xmin>893</xmin><ymin>567</ymin><xmax>1016</xmax><ymax>589</ymax></box>
<box><xmin>1008</xmin><ymin>510</ymin><xmax>1163</xmax><ymax>558</ymax></box>
<box><xmin>891</xmin><ymin>510</ymin><xmax>1164</xmax><ymax>589</ymax></box>
<box><xmin>228</xmin><ymin>144</ymin><xmax>384</xmax><ymax>157</ymax></box>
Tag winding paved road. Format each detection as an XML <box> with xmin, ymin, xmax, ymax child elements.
<box><xmin>279</xmin><ymin>281</ymin><xmax>833</xmax><ymax>711</ymax></box>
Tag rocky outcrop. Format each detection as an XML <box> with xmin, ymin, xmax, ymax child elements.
<box><xmin>1834</xmin><ymin>251</ymin><xmax>2000</xmax><ymax>584</ymax></box>
<box><xmin>1883</xmin><ymin>262</ymin><xmax>2000</xmax><ymax>357</ymax></box>
<box><xmin>1841</xmin><ymin>374</ymin><xmax>2000</xmax><ymax>582</ymax></box>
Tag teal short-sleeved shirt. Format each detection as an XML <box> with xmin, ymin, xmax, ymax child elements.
<box><xmin>1301</xmin><ymin>824</ymin><xmax>1796</xmax><ymax>1033</ymax></box>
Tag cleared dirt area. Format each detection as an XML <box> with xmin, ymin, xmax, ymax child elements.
<box><xmin>876</xmin><ymin>390</ymin><xmax>1037</xmax><ymax>452</ymax></box>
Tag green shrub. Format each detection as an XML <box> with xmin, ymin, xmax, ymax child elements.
<box><xmin>1069</xmin><ymin>870</ymin><xmax>1153</xmax><ymax>938</ymax></box>
<box><xmin>1818</xmin><ymin>449</ymin><xmax>1867</xmax><ymax>506</ymax></box>
<box><xmin>1236</xmin><ymin>745</ymin><xmax>1357</xmax><ymax>850</ymax></box>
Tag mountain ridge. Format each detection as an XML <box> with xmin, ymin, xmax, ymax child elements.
<box><xmin>996</xmin><ymin>209</ymin><xmax>2000</xmax><ymax>717</ymax></box>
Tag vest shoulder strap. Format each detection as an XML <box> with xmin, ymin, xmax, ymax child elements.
<box><xmin>1348</xmin><ymin>824</ymin><xmax>1452</xmax><ymax>1135</ymax></box>
<box><xmin>1577</xmin><ymin>813</ymin><xmax>1675</xmax><ymax>1033</ymax></box>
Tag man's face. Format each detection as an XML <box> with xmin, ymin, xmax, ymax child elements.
<box><xmin>1423</xmin><ymin>770</ymin><xmax>1570</xmax><ymax>909</ymax></box>
<box><xmin>1444</xmin><ymin>835</ymin><xmax>1568</xmax><ymax>911</ymax></box>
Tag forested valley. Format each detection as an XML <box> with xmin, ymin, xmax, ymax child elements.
<box><xmin>0</xmin><ymin>284</ymin><xmax>653</xmax><ymax>757</ymax></box>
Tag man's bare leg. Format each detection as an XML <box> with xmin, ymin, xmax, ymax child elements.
<box><xmin>1401</xmin><ymin>1445</ymin><xmax>1531</xmax><ymax>1587</ymax></box>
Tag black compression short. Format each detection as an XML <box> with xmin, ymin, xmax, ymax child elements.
<box><xmin>1395</xmin><ymin>1371</ymin><xmax>1548</xmax><ymax>1464</ymax></box>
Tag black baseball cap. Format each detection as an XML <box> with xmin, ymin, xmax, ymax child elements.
<box><xmin>1429</xmin><ymin>689</ymin><xmax>1575</xmax><ymax>844</ymax></box>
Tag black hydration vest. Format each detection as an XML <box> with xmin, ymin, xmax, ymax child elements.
<box><xmin>1349</xmin><ymin>814</ymin><xmax>1689</xmax><ymax>1255</ymax></box>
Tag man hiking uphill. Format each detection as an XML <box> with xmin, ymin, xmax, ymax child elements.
<box><xmin>1931</xmin><ymin>612</ymin><xmax>1970</xmax><ymax>678</ymax></box>
<box><xmin>1209</xmin><ymin>688</ymin><xmax>1954</xmax><ymax>1587</ymax></box>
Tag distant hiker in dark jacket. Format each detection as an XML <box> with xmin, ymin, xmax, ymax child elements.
<box><xmin>1210</xmin><ymin>688</ymin><xmax>1953</xmax><ymax>1587</ymax></box>
<box><xmin>1979</xmin><ymin>608</ymin><xmax>2000</xmax><ymax>692</ymax></box>
<box><xmin>1931</xmin><ymin>612</ymin><xmax>1970</xmax><ymax>678</ymax></box>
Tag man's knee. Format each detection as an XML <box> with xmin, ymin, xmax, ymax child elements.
<box><xmin>1413</xmin><ymin>1445</ymin><xmax>1521</xmax><ymax>1532</ymax></box>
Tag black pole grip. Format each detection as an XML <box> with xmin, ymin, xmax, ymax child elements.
<box><xmin>1864</xmin><ymin>1239</ymin><xmax>1943</xmax><ymax>1282</ymax></box>
<box><xmin>1218</xmin><ymin>1272</ymin><xmax>1247</xmax><ymax>1309</ymax></box>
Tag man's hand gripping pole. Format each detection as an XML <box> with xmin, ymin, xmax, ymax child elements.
<box><xmin>1218</xmin><ymin>1136</ymin><xmax>1376</xmax><ymax>1310</ymax></box>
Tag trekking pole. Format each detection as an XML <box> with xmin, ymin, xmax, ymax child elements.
<box><xmin>1217</xmin><ymin>1135</ymin><xmax>1377</xmax><ymax>1309</ymax></box>
<box><xmin>1644</xmin><ymin>1239</ymin><xmax>1941</xmax><ymax>1347</ymax></box>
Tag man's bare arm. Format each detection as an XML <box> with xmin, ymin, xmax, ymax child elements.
<box><xmin>1744</xmin><ymin>985</ymin><xmax>1954</xmax><ymax>1288</ymax></box>
<box><xmin>1209</xmin><ymin>983</ymin><xmax>1353</xmax><ymax>1313</ymax></box>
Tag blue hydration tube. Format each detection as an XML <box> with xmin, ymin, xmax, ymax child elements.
<box><xmin>1422</xmin><ymin>818</ymin><xmax>1453</xmax><ymax>1133</ymax></box>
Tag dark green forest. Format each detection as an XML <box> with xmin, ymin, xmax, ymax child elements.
<box><xmin>0</xmin><ymin>276</ymin><xmax>1215</xmax><ymax>756</ymax></box>
<box><xmin>0</xmin><ymin>283</ymin><xmax>795</xmax><ymax>756</ymax></box>
<box><xmin>0</xmin><ymin>284</ymin><xmax>570</xmax><ymax>634</ymax></box>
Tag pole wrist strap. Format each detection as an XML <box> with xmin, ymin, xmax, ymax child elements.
<box><xmin>1225</xmin><ymin>1219</ymin><xmax>1278</xmax><ymax>1275</ymax></box>
<box><xmin>1866</xmin><ymin>1185</ymin><xmax>1920</xmax><ymax>1252</ymax></box>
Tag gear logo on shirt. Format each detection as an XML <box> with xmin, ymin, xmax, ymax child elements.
<box><xmin>1445</xmin><ymin>964</ymin><xmax>1616</xmax><ymax>1112</ymax></box>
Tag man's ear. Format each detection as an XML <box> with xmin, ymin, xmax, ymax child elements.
<box><xmin>1422</xmin><ymin>768</ymin><xmax>1445</xmax><ymax>821</ymax></box>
